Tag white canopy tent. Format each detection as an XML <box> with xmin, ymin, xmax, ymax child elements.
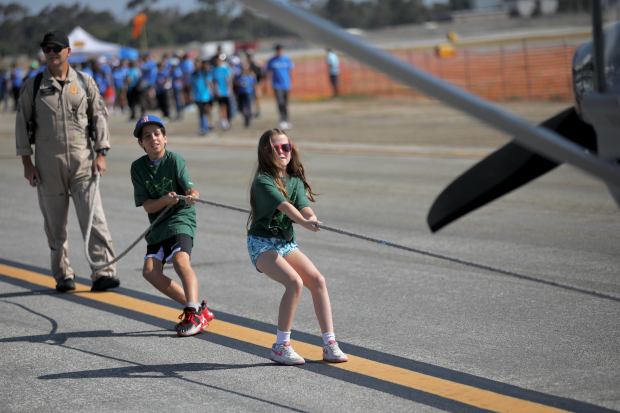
<box><xmin>68</xmin><ymin>26</ymin><xmax>120</xmax><ymax>58</ymax></box>
<box><xmin>66</xmin><ymin>26</ymin><xmax>139</xmax><ymax>62</ymax></box>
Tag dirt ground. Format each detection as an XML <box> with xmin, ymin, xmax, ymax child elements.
<box><xmin>0</xmin><ymin>96</ymin><xmax>570</xmax><ymax>153</ymax></box>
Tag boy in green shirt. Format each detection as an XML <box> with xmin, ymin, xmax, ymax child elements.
<box><xmin>130</xmin><ymin>115</ymin><xmax>214</xmax><ymax>336</ymax></box>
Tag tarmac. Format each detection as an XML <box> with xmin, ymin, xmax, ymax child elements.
<box><xmin>0</xmin><ymin>98</ymin><xmax>618</xmax><ymax>412</ymax></box>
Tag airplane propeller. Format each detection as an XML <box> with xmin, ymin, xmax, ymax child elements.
<box><xmin>427</xmin><ymin>107</ymin><xmax>598</xmax><ymax>232</ymax></box>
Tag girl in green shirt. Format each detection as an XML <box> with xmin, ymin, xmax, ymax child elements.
<box><xmin>247</xmin><ymin>128</ymin><xmax>348</xmax><ymax>365</ymax></box>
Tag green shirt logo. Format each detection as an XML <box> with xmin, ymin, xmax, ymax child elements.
<box><xmin>145</xmin><ymin>176</ymin><xmax>174</xmax><ymax>197</ymax></box>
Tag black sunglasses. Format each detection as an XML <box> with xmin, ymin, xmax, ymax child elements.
<box><xmin>273</xmin><ymin>143</ymin><xmax>292</xmax><ymax>153</ymax></box>
<box><xmin>42</xmin><ymin>45</ymin><xmax>65</xmax><ymax>54</ymax></box>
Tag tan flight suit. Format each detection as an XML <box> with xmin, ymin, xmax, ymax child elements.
<box><xmin>15</xmin><ymin>66</ymin><xmax>116</xmax><ymax>282</ymax></box>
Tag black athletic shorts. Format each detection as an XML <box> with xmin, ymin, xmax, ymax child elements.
<box><xmin>145</xmin><ymin>234</ymin><xmax>193</xmax><ymax>264</ymax></box>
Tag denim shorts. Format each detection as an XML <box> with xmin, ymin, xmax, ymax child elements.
<box><xmin>247</xmin><ymin>234</ymin><xmax>298</xmax><ymax>270</ymax></box>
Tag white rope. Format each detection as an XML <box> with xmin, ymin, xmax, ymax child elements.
<box><xmin>83</xmin><ymin>174</ymin><xmax>174</xmax><ymax>275</ymax></box>
<box><xmin>175</xmin><ymin>195</ymin><xmax>618</xmax><ymax>302</ymax></box>
<box><xmin>80</xmin><ymin>181</ymin><xmax>617</xmax><ymax>301</ymax></box>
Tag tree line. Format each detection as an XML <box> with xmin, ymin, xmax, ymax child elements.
<box><xmin>0</xmin><ymin>0</ymin><xmax>595</xmax><ymax>57</ymax></box>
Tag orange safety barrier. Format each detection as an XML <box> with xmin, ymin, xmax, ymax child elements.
<box><xmin>264</xmin><ymin>42</ymin><xmax>577</xmax><ymax>102</ymax></box>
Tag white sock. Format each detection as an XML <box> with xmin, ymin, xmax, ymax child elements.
<box><xmin>186</xmin><ymin>301</ymin><xmax>199</xmax><ymax>311</ymax></box>
<box><xmin>276</xmin><ymin>330</ymin><xmax>291</xmax><ymax>344</ymax></box>
<box><xmin>322</xmin><ymin>332</ymin><xmax>336</xmax><ymax>345</ymax></box>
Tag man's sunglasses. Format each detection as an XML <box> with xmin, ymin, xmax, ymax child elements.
<box><xmin>273</xmin><ymin>143</ymin><xmax>292</xmax><ymax>153</ymax></box>
<box><xmin>42</xmin><ymin>45</ymin><xmax>66</xmax><ymax>54</ymax></box>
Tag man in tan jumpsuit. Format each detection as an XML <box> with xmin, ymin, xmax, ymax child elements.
<box><xmin>15</xmin><ymin>30</ymin><xmax>120</xmax><ymax>292</ymax></box>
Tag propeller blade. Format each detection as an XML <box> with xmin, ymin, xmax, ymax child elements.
<box><xmin>427</xmin><ymin>107</ymin><xmax>597</xmax><ymax>232</ymax></box>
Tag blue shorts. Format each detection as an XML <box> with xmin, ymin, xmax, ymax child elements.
<box><xmin>247</xmin><ymin>234</ymin><xmax>298</xmax><ymax>271</ymax></box>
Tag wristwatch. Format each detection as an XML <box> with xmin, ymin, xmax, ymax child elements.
<box><xmin>97</xmin><ymin>148</ymin><xmax>109</xmax><ymax>157</ymax></box>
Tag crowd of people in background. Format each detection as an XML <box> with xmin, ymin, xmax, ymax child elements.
<box><xmin>0</xmin><ymin>60</ymin><xmax>44</xmax><ymax>112</ymax></box>
<box><xmin>77</xmin><ymin>46</ymin><xmax>268</xmax><ymax>135</ymax></box>
<box><xmin>1</xmin><ymin>43</ymin><xmax>301</xmax><ymax>135</ymax></box>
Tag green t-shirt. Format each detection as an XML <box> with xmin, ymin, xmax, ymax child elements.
<box><xmin>131</xmin><ymin>150</ymin><xmax>196</xmax><ymax>245</ymax></box>
<box><xmin>248</xmin><ymin>173</ymin><xmax>311</xmax><ymax>241</ymax></box>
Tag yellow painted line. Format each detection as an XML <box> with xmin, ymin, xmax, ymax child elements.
<box><xmin>1</xmin><ymin>263</ymin><xmax>568</xmax><ymax>413</ymax></box>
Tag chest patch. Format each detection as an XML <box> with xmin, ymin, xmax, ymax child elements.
<box><xmin>146</xmin><ymin>176</ymin><xmax>174</xmax><ymax>196</ymax></box>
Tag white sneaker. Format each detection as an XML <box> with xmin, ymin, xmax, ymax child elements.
<box><xmin>269</xmin><ymin>342</ymin><xmax>305</xmax><ymax>365</ymax></box>
<box><xmin>278</xmin><ymin>121</ymin><xmax>291</xmax><ymax>130</ymax></box>
<box><xmin>323</xmin><ymin>340</ymin><xmax>348</xmax><ymax>363</ymax></box>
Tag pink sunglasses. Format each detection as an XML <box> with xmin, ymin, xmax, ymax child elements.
<box><xmin>273</xmin><ymin>143</ymin><xmax>292</xmax><ymax>153</ymax></box>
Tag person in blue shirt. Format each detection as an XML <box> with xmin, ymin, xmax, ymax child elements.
<box><xmin>180</xmin><ymin>52</ymin><xmax>194</xmax><ymax>107</ymax></box>
<box><xmin>112</xmin><ymin>59</ymin><xmax>129</xmax><ymax>113</ymax></box>
<box><xmin>245</xmin><ymin>51</ymin><xmax>264</xmax><ymax>118</ymax></box>
<box><xmin>266</xmin><ymin>44</ymin><xmax>294</xmax><ymax>130</ymax></box>
<box><xmin>96</xmin><ymin>57</ymin><xmax>115</xmax><ymax>112</ymax></box>
<box><xmin>79</xmin><ymin>60</ymin><xmax>94</xmax><ymax>78</ymax></box>
<box><xmin>126</xmin><ymin>60</ymin><xmax>142</xmax><ymax>120</ymax></box>
<box><xmin>92</xmin><ymin>60</ymin><xmax>113</xmax><ymax>114</ymax></box>
<box><xmin>0</xmin><ymin>66</ymin><xmax>8</xmax><ymax>112</ymax></box>
<box><xmin>140</xmin><ymin>53</ymin><xmax>158</xmax><ymax>88</ymax></box>
<box><xmin>169</xmin><ymin>58</ymin><xmax>185</xmax><ymax>121</ymax></box>
<box><xmin>10</xmin><ymin>63</ymin><xmax>23</xmax><ymax>111</ymax></box>
<box><xmin>155</xmin><ymin>61</ymin><xmax>172</xmax><ymax>119</ymax></box>
<box><xmin>326</xmin><ymin>48</ymin><xmax>340</xmax><ymax>98</ymax></box>
<box><xmin>234</xmin><ymin>63</ymin><xmax>256</xmax><ymax>128</ymax></box>
<box><xmin>190</xmin><ymin>59</ymin><xmax>213</xmax><ymax>135</ymax></box>
<box><xmin>140</xmin><ymin>53</ymin><xmax>158</xmax><ymax>113</ymax></box>
<box><xmin>93</xmin><ymin>62</ymin><xmax>109</xmax><ymax>96</ymax></box>
<box><xmin>211</xmin><ymin>54</ymin><xmax>232</xmax><ymax>130</ymax></box>
<box><xmin>23</xmin><ymin>61</ymin><xmax>42</xmax><ymax>81</ymax></box>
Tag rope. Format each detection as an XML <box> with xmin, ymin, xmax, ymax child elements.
<box><xmin>176</xmin><ymin>195</ymin><xmax>619</xmax><ymax>302</ymax></box>
<box><xmin>83</xmin><ymin>174</ymin><xmax>174</xmax><ymax>275</ymax></box>
<box><xmin>180</xmin><ymin>194</ymin><xmax>525</xmax><ymax>272</ymax></box>
<box><xmin>182</xmin><ymin>196</ymin><xmax>251</xmax><ymax>214</ymax></box>
<box><xmin>81</xmin><ymin>182</ymin><xmax>618</xmax><ymax>302</ymax></box>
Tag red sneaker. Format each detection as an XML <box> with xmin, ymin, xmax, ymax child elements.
<box><xmin>199</xmin><ymin>300</ymin><xmax>215</xmax><ymax>330</ymax></box>
<box><xmin>175</xmin><ymin>307</ymin><xmax>202</xmax><ymax>337</ymax></box>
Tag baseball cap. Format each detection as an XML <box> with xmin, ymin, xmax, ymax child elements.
<box><xmin>40</xmin><ymin>30</ymin><xmax>70</xmax><ymax>48</ymax></box>
<box><xmin>133</xmin><ymin>115</ymin><xmax>165</xmax><ymax>138</ymax></box>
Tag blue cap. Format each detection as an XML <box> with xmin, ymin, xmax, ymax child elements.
<box><xmin>133</xmin><ymin>114</ymin><xmax>165</xmax><ymax>138</ymax></box>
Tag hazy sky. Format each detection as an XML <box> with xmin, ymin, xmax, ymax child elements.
<box><xmin>2</xmin><ymin>0</ymin><xmax>203</xmax><ymax>21</ymax></box>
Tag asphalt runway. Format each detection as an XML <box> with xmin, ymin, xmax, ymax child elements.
<box><xmin>0</xmin><ymin>101</ymin><xmax>618</xmax><ymax>412</ymax></box>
